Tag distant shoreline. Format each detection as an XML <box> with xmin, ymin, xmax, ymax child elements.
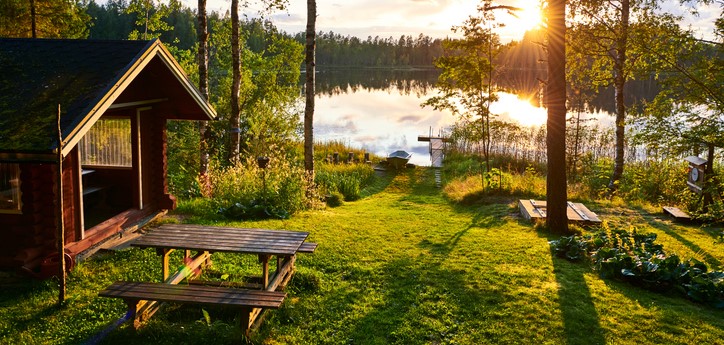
<box><xmin>301</xmin><ymin>65</ymin><xmax>439</xmax><ymax>72</ymax></box>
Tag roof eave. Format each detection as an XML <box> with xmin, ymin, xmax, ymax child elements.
<box><xmin>154</xmin><ymin>41</ymin><xmax>217</xmax><ymax>121</ymax></box>
<box><xmin>58</xmin><ymin>39</ymin><xmax>216</xmax><ymax>158</ymax></box>
<box><xmin>60</xmin><ymin>40</ymin><xmax>159</xmax><ymax>158</ymax></box>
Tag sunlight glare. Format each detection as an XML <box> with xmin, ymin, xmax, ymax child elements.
<box><xmin>491</xmin><ymin>93</ymin><xmax>547</xmax><ymax>127</ymax></box>
<box><xmin>512</xmin><ymin>1</ymin><xmax>543</xmax><ymax>33</ymax></box>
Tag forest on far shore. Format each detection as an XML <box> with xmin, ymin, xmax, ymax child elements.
<box><xmin>80</xmin><ymin>0</ymin><xmax>545</xmax><ymax>69</ymax></box>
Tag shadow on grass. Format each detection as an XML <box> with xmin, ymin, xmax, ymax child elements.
<box><xmin>0</xmin><ymin>278</ymin><xmax>63</xmax><ymax>340</ymax></box>
<box><xmin>359</xmin><ymin>168</ymin><xmax>396</xmax><ymax>198</ymax></box>
<box><xmin>341</xmin><ymin>257</ymin><xmax>501</xmax><ymax>343</ymax></box>
<box><xmin>645</xmin><ymin>218</ymin><xmax>723</xmax><ymax>269</ymax></box>
<box><xmin>539</xmin><ymin>231</ymin><xmax>607</xmax><ymax>345</ymax></box>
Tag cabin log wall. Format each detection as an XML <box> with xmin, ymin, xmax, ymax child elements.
<box><xmin>0</xmin><ymin>164</ymin><xmax>59</xmax><ymax>269</ymax></box>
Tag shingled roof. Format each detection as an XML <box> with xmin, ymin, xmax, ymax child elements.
<box><xmin>0</xmin><ymin>38</ymin><xmax>215</xmax><ymax>162</ymax></box>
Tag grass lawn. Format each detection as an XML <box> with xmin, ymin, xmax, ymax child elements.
<box><xmin>1</xmin><ymin>168</ymin><xmax>722</xmax><ymax>344</ymax></box>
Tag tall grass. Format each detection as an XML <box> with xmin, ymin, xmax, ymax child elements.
<box><xmin>313</xmin><ymin>140</ymin><xmax>380</xmax><ymax>163</ymax></box>
<box><xmin>442</xmin><ymin>150</ymin><xmax>722</xmax><ymax>221</ymax></box>
<box><xmin>174</xmin><ymin>144</ymin><xmax>380</xmax><ymax>219</ymax></box>
<box><xmin>315</xmin><ymin>162</ymin><xmax>376</xmax><ymax>202</ymax></box>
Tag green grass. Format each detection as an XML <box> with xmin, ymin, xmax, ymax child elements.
<box><xmin>1</xmin><ymin>168</ymin><xmax>723</xmax><ymax>344</ymax></box>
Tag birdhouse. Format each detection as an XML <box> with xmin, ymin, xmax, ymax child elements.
<box><xmin>684</xmin><ymin>156</ymin><xmax>707</xmax><ymax>194</ymax></box>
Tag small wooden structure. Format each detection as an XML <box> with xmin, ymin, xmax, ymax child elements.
<box><xmin>0</xmin><ymin>38</ymin><xmax>216</xmax><ymax>275</ymax></box>
<box><xmin>518</xmin><ymin>199</ymin><xmax>602</xmax><ymax>225</ymax></box>
<box><xmin>685</xmin><ymin>156</ymin><xmax>707</xmax><ymax>194</ymax></box>
<box><xmin>663</xmin><ymin>206</ymin><xmax>692</xmax><ymax>222</ymax></box>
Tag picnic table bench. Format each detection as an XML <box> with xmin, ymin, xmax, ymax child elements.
<box><xmin>99</xmin><ymin>281</ymin><xmax>286</xmax><ymax>332</ymax></box>
<box><xmin>98</xmin><ymin>224</ymin><xmax>316</xmax><ymax>335</ymax></box>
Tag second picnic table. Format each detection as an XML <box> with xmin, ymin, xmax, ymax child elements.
<box><xmin>99</xmin><ymin>223</ymin><xmax>317</xmax><ymax>334</ymax></box>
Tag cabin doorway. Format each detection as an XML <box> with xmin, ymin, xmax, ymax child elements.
<box><xmin>78</xmin><ymin>117</ymin><xmax>137</xmax><ymax>230</ymax></box>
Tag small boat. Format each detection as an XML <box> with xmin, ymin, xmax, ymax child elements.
<box><xmin>387</xmin><ymin>150</ymin><xmax>412</xmax><ymax>169</ymax></box>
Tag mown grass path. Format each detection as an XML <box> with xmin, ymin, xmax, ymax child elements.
<box><xmin>1</xmin><ymin>168</ymin><xmax>722</xmax><ymax>344</ymax></box>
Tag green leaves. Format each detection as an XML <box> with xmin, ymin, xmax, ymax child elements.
<box><xmin>550</xmin><ymin>226</ymin><xmax>724</xmax><ymax>307</ymax></box>
<box><xmin>423</xmin><ymin>0</ymin><xmax>503</xmax><ymax>172</ymax></box>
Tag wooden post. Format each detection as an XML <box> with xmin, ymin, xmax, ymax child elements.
<box><xmin>260</xmin><ymin>255</ymin><xmax>270</xmax><ymax>289</ymax></box>
<box><xmin>703</xmin><ymin>143</ymin><xmax>715</xmax><ymax>212</ymax></box>
<box><xmin>161</xmin><ymin>248</ymin><xmax>173</xmax><ymax>281</ymax></box>
<box><xmin>333</xmin><ymin>152</ymin><xmax>339</xmax><ymax>164</ymax></box>
<box><xmin>56</xmin><ymin>104</ymin><xmax>66</xmax><ymax>305</ymax></box>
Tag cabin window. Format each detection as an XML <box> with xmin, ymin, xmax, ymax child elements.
<box><xmin>0</xmin><ymin>163</ymin><xmax>21</xmax><ymax>213</ymax></box>
<box><xmin>79</xmin><ymin>118</ymin><xmax>132</xmax><ymax>167</ymax></box>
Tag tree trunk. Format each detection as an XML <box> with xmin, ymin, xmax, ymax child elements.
<box><xmin>197</xmin><ymin>0</ymin><xmax>210</xmax><ymax>195</ymax></box>
<box><xmin>304</xmin><ymin>0</ymin><xmax>316</xmax><ymax>173</ymax></box>
<box><xmin>609</xmin><ymin>0</ymin><xmax>630</xmax><ymax>192</ymax></box>
<box><xmin>229</xmin><ymin>0</ymin><xmax>241</xmax><ymax>162</ymax></box>
<box><xmin>703</xmin><ymin>143</ymin><xmax>715</xmax><ymax>212</ymax></box>
<box><xmin>30</xmin><ymin>0</ymin><xmax>36</xmax><ymax>38</ymax></box>
<box><xmin>546</xmin><ymin>0</ymin><xmax>569</xmax><ymax>234</ymax></box>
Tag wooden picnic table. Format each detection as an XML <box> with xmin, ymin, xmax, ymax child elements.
<box><xmin>132</xmin><ymin>223</ymin><xmax>310</xmax><ymax>290</ymax></box>
<box><xmin>99</xmin><ymin>223</ymin><xmax>316</xmax><ymax>334</ymax></box>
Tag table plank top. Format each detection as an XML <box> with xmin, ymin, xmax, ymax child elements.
<box><xmin>132</xmin><ymin>224</ymin><xmax>309</xmax><ymax>256</ymax></box>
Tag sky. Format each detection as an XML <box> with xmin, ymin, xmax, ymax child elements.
<box><xmin>147</xmin><ymin>0</ymin><xmax>722</xmax><ymax>42</ymax></box>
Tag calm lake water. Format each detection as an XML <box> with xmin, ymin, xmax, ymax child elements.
<box><xmin>310</xmin><ymin>69</ymin><xmax>654</xmax><ymax>166</ymax></box>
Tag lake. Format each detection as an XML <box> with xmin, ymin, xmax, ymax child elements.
<box><xmin>309</xmin><ymin>69</ymin><xmax>655</xmax><ymax>166</ymax></box>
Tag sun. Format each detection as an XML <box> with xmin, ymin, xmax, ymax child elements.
<box><xmin>512</xmin><ymin>1</ymin><xmax>544</xmax><ymax>33</ymax></box>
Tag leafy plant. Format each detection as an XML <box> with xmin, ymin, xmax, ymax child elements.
<box><xmin>218</xmin><ymin>199</ymin><xmax>290</xmax><ymax>220</ymax></box>
<box><xmin>325</xmin><ymin>191</ymin><xmax>344</xmax><ymax>208</ymax></box>
<box><xmin>550</xmin><ymin>226</ymin><xmax>724</xmax><ymax>307</ymax></box>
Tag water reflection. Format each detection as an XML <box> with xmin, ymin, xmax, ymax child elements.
<box><xmin>315</xmin><ymin>68</ymin><xmax>439</xmax><ymax>98</ymax></box>
<box><xmin>310</xmin><ymin>69</ymin><xmax>657</xmax><ymax>166</ymax></box>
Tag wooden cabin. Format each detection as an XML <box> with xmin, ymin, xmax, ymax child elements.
<box><xmin>0</xmin><ymin>38</ymin><xmax>216</xmax><ymax>275</ymax></box>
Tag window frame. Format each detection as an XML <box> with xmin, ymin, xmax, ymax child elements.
<box><xmin>0</xmin><ymin>163</ymin><xmax>22</xmax><ymax>214</ymax></box>
<box><xmin>79</xmin><ymin>116</ymin><xmax>133</xmax><ymax>169</ymax></box>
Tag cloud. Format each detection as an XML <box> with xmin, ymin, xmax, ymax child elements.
<box><xmin>398</xmin><ymin>115</ymin><xmax>424</xmax><ymax>123</ymax></box>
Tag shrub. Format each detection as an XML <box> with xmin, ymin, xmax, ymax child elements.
<box><xmin>325</xmin><ymin>191</ymin><xmax>344</xmax><ymax>207</ymax></box>
<box><xmin>211</xmin><ymin>154</ymin><xmax>320</xmax><ymax>220</ymax></box>
<box><xmin>618</xmin><ymin>160</ymin><xmax>689</xmax><ymax>204</ymax></box>
<box><xmin>549</xmin><ymin>225</ymin><xmax>724</xmax><ymax>307</ymax></box>
<box><xmin>337</xmin><ymin>175</ymin><xmax>361</xmax><ymax>201</ymax></box>
<box><xmin>314</xmin><ymin>162</ymin><xmax>374</xmax><ymax>202</ymax></box>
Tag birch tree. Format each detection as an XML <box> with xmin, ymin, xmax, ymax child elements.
<box><xmin>304</xmin><ymin>0</ymin><xmax>316</xmax><ymax>173</ymax></box>
<box><xmin>229</xmin><ymin>0</ymin><xmax>241</xmax><ymax>162</ymax></box>
<box><xmin>423</xmin><ymin>0</ymin><xmax>502</xmax><ymax>178</ymax></box>
<box><xmin>197</xmin><ymin>0</ymin><xmax>210</xmax><ymax>194</ymax></box>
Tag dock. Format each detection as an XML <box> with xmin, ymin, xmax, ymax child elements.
<box><xmin>418</xmin><ymin>133</ymin><xmax>449</xmax><ymax>168</ymax></box>
<box><xmin>418</xmin><ymin>131</ymin><xmax>449</xmax><ymax>187</ymax></box>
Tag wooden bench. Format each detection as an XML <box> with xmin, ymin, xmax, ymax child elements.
<box><xmin>298</xmin><ymin>242</ymin><xmax>317</xmax><ymax>253</ymax></box>
<box><xmin>99</xmin><ymin>281</ymin><xmax>285</xmax><ymax>334</ymax></box>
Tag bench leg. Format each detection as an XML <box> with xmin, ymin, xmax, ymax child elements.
<box><xmin>239</xmin><ymin>307</ymin><xmax>253</xmax><ymax>337</ymax></box>
<box><xmin>158</xmin><ymin>248</ymin><xmax>174</xmax><ymax>281</ymax></box>
<box><xmin>123</xmin><ymin>299</ymin><xmax>141</xmax><ymax>329</ymax></box>
<box><xmin>259</xmin><ymin>255</ymin><xmax>271</xmax><ymax>289</ymax></box>
<box><xmin>203</xmin><ymin>250</ymin><xmax>212</xmax><ymax>270</ymax></box>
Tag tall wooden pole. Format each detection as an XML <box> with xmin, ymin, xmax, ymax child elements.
<box><xmin>57</xmin><ymin>104</ymin><xmax>66</xmax><ymax>304</ymax></box>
